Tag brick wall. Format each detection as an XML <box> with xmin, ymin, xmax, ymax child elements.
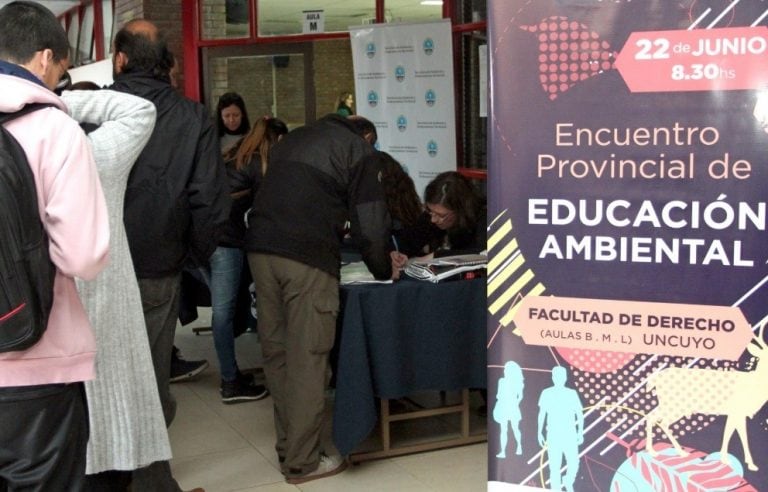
<box><xmin>313</xmin><ymin>39</ymin><xmax>355</xmax><ymax>118</ymax></box>
<box><xmin>200</xmin><ymin>0</ymin><xmax>227</xmax><ymax>39</ymax></box>
<box><xmin>207</xmin><ymin>39</ymin><xmax>354</xmax><ymax>130</ymax></box>
<box><xmin>114</xmin><ymin>0</ymin><xmax>143</xmax><ymax>29</ymax></box>
<box><xmin>220</xmin><ymin>56</ymin><xmax>305</xmax><ymax>129</ymax></box>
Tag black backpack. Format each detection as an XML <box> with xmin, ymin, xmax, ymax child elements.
<box><xmin>0</xmin><ymin>104</ymin><xmax>56</xmax><ymax>353</ymax></box>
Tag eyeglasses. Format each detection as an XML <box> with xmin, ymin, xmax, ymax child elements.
<box><xmin>426</xmin><ymin>206</ymin><xmax>453</xmax><ymax>223</ymax></box>
<box><xmin>54</xmin><ymin>69</ymin><xmax>71</xmax><ymax>95</ymax></box>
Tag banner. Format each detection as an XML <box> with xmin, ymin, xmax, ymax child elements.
<box><xmin>487</xmin><ymin>1</ymin><xmax>768</xmax><ymax>490</ymax></box>
<box><xmin>350</xmin><ymin>20</ymin><xmax>456</xmax><ymax>197</ymax></box>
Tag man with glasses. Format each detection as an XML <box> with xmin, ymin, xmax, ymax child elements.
<box><xmin>0</xmin><ymin>1</ymin><xmax>110</xmax><ymax>488</ymax></box>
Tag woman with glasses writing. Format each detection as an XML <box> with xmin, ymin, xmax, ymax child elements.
<box><xmin>377</xmin><ymin>165</ymin><xmax>485</xmax><ymax>262</ymax></box>
<box><xmin>423</xmin><ymin>171</ymin><xmax>486</xmax><ymax>257</ymax></box>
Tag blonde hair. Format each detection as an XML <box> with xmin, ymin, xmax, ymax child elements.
<box><xmin>224</xmin><ymin>116</ymin><xmax>287</xmax><ymax>174</ymax></box>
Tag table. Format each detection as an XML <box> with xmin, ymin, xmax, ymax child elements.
<box><xmin>332</xmin><ymin>277</ymin><xmax>487</xmax><ymax>460</ymax></box>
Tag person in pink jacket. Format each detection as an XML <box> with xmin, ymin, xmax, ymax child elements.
<box><xmin>0</xmin><ymin>2</ymin><xmax>110</xmax><ymax>489</ymax></box>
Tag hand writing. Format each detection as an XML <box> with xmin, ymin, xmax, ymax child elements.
<box><xmin>390</xmin><ymin>251</ymin><xmax>408</xmax><ymax>270</ymax></box>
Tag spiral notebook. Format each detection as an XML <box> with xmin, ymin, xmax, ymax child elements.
<box><xmin>404</xmin><ymin>253</ymin><xmax>487</xmax><ymax>283</ymax></box>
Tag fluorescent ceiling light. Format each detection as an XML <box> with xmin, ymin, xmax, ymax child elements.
<box><xmin>420</xmin><ymin>0</ymin><xmax>443</xmax><ymax>5</ymax></box>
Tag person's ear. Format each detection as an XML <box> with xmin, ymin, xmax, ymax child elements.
<box><xmin>40</xmin><ymin>48</ymin><xmax>54</xmax><ymax>72</ymax></box>
<box><xmin>113</xmin><ymin>51</ymin><xmax>128</xmax><ymax>73</ymax></box>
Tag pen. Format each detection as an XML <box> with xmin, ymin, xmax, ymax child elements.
<box><xmin>391</xmin><ymin>235</ymin><xmax>400</xmax><ymax>252</ymax></box>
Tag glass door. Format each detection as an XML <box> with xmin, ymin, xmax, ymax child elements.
<box><xmin>202</xmin><ymin>43</ymin><xmax>315</xmax><ymax>130</ymax></box>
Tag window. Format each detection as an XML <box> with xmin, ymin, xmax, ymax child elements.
<box><xmin>386</xmin><ymin>0</ymin><xmax>443</xmax><ymax>24</ymax></box>
<box><xmin>201</xmin><ymin>0</ymin><xmax>250</xmax><ymax>39</ymax></box>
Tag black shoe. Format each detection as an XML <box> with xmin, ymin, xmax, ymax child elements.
<box><xmin>235</xmin><ymin>370</ymin><xmax>255</xmax><ymax>387</ymax></box>
<box><xmin>220</xmin><ymin>379</ymin><xmax>269</xmax><ymax>404</ymax></box>
<box><xmin>170</xmin><ymin>351</ymin><xmax>209</xmax><ymax>383</ymax></box>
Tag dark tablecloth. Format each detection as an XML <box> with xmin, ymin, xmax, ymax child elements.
<box><xmin>332</xmin><ymin>277</ymin><xmax>487</xmax><ymax>456</ymax></box>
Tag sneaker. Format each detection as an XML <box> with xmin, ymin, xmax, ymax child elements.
<box><xmin>169</xmin><ymin>351</ymin><xmax>209</xmax><ymax>383</ymax></box>
<box><xmin>220</xmin><ymin>379</ymin><xmax>269</xmax><ymax>404</ymax></box>
<box><xmin>235</xmin><ymin>370</ymin><xmax>255</xmax><ymax>386</ymax></box>
<box><xmin>285</xmin><ymin>454</ymin><xmax>348</xmax><ymax>485</ymax></box>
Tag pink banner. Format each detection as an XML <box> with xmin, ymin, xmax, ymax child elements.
<box><xmin>615</xmin><ymin>27</ymin><xmax>768</xmax><ymax>92</ymax></box>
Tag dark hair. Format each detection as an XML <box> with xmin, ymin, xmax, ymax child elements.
<box><xmin>0</xmin><ymin>1</ymin><xmax>69</xmax><ymax>64</ymax></box>
<box><xmin>424</xmin><ymin>171</ymin><xmax>481</xmax><ymax>232</ymax></box>
<box><xmin>216</xmin><ymin>92</ymin><xmax>251</xmax><ymax>137</ymax></box>
<box><xmin>225</xmin><ymin>116</ymin><xmax>288</xmax><ymax>174</ymax></box>
<box><xmin>372</xmin><ymin>152</ymin><xmax>423</xmax><ymax>227</ymax></box>
<box><xmin>68</xmin><ymin>80</ymin><xmax>101</xmax><ymax>91</ymax></box>
<box><xmin>113</xmin><ymin>22</ymin><xmax>173</xmax><ymax>81</ymax></box>
<box><xmin>347</xmin><ymin>115</ymin><xmax>377</xmax><ymax>145</ymax></box>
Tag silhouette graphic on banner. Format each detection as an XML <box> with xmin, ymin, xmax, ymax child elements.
<box><xmin>493</xmin><ymin>360</ymin><xmax>524</xmax><ymax>458</ymax></box>
<box><xmin>538</xmin><ymin>366</ymin><xmax>584</xmax><ymax>492</ymax></box>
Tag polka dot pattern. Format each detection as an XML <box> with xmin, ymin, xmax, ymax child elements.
<box><xmin>522</xmin><ymin>16</ymin><xmax>616</xmax><ymax>100</ymax></box>
<box><xmin>572</xmin><ymin>354</ymin><xmax>738</xmax><ymax>442</ymax></box>
<box><xmin>557</xmin><ymin>347</ymin><xmax>634</xmax><ymax>373</ymax></box>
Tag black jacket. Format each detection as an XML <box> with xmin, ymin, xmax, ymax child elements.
<box><xmin>392</xmin><ymin>212</ymin><xmax>443</xmax><ymax>257</ymax></box>
<box><xmin>245</xmin><ymin>114</ymin><xmax>392</xmax><ymax>280</ymax></box>
<box><xmin>111</xmin><ymin>72</ymin><xmax>230</xmax><ymax>277</ymax></box>
<box><xmin>220</xmin><ymin>156</ymin><xmax>261</xmax><ymax>248</ymax></box>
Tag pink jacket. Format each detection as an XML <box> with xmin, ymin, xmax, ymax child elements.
<box><xmin>0</xmin><ymin>73</ymin><xmax>110</xmax><ymax>387</ymax></box>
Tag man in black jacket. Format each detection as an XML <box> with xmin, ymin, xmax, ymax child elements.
<box><xmin>111</xmin><ymin>19</ymin><xmax>229</xmax><ymax>491</ymax></box>
<box><xmin>246</xmin><ymin>114</ymin><xmax>398</xmax><ymax>484</ymax></box>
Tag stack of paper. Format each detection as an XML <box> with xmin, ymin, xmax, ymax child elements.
<box><xmin>340</xmin><ymin>262</ymin><xmax>393</xmax><ymax>285</ymax></box>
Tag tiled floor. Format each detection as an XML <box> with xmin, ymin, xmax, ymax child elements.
<box><xmin>169</xmin><ymin>310</ymin><xmax>488</xmax><ymax>492</ymax></box>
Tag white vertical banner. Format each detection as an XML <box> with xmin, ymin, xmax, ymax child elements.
<box><xmin>350</xmin><ymin>20</ymin><xmax>456</xmax><ymax>197</ymax></box>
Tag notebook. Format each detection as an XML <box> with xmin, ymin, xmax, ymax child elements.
<box><xmin>404</xmin><ymin>253</ymin><xmax>487</xmax><ymax>283</ymax></box>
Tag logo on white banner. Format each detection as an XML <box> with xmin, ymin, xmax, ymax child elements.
<box><xmin>397</xmin><ymin>115</ymin><xmax>408</xmax><ymax>132</ymax></box>
<box><xmin>367</xmin><ymin>90</ymin><xmax>379</xmax><ymax>107</ymax></box>
<box><xmin>427</xmin><ymin>140</ymin><xmax>438</xmax><ymax>157</ymax></box>
<box><xmin>423</xmin><ymin>38</ymin><xmax>435</xmax><ymax>55</ymax></box>
<box><xmin>395</xmin><ymin>65</ymin><xmax>406</xmax><ymax>82</ymax></box>
<box><xmin>365</xmin><ymin>42</ymin><xmax>376</xmax><ymax>59</ymax></box>
<box><xmin>425</xmin><ymin>89</ymin><xmax>436</xmax><ymax>107</ymax></box>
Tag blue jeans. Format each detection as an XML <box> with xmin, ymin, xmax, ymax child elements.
<box><xmin>207</xmin><ymin>247</ymin><xmax>244</xmax><ymax>382</ymax></box>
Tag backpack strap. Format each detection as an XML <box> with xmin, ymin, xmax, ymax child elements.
<box><xmin>0</xmin><ymin>103</ymin><xmax>56</xmax><ymax>126</ymax></box>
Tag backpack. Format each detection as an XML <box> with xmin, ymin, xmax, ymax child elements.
<box><xmin>0</xmin><ymin>104</ymin><xmax>56</xmax><ymax>353</ymax></box>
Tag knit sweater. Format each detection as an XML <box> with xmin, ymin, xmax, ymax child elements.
<box><xmin>62</xmin><ymin>89</ymin><xmax>172</xmax><ymax>473</ymax></box>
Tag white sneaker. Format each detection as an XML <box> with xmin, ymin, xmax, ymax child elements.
<box><xmin>285</xmin><ymin>454</ymin><xmax>348</xmax><ymax>484</ymax></box>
